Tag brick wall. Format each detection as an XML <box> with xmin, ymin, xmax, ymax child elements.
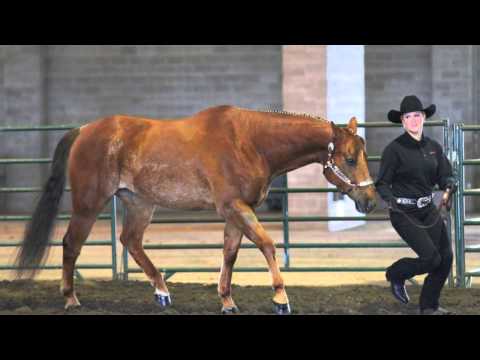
<box><xmin>0</xmin><ymin>45</ymin><xmax>48</xmax><ymax>213</ymax></box>
<box><xmin>365</xmin><ymin>45</ymin><xmax>480</xmax><ymax>211</ymax></box>
<box><xmin>0</xmin><ymin>45</ymin><xmax>283</xmax><ymax>214</ymax></box>
<box><xmin>2</xmin><ymin>45</ymin><xmax>479</xmax><ymax>214</ymax></box>
<box><xmin>432</xmin><ymin>46</ymin><xmax>474</xmax><ymax>126</ymax></box>
<box><xmin>45</xmin><ymin>45</ymin><xmax>282</xmax><ymax>152</ymax></box>
<box><xmin>365</xmin><ymin>45</ymin><xmax>433</xmax><ymax>164</ymax></box>
<box><xmin>0</xmin><ymin>47</ymin><xmax>4</xmax><ymax>209</ymax></box>
<box><xmin>431</xmin><ymin>46</ymin><xmax>477</xmax><ymax>211</ymax></box>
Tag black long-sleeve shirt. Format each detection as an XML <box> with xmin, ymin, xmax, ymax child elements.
<box><xmin>375</xmin><ymin>132</ymin><xmax>456</xmax><ymax>204</ymax></box>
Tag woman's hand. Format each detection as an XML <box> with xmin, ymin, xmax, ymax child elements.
<box><xmin>440</xmin><ymin>188</ymin><xmax>453</xmax><ymax>211</ymax></box>
<box><xmin>446</xmin><ymin>181</ymin><xmax>458</xmax><ymax>194</ymax></box>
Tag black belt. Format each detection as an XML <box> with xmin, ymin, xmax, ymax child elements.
<box><xmin>395</xmin><ymin>194</ymin><xmax>433</xmax><ymax>209</ymax></box>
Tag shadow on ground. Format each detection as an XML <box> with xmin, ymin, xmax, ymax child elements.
<box><xmin>1</xmin><ymin>280</ymin><xmax>479</xmax><ymax>315</ymax></box>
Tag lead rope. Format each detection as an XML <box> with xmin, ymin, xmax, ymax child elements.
<box><xmin>388</xmin><ymin>206</ymin><xmax>444</xmax><ymax>230</ymax></box>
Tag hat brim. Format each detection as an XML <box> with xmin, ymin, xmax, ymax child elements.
<box><xmin>387</xmin><ymin>104</ymin><xmax>436</xmax><ymax>124</ymax></box>
<box><xmin>387</xmin><ymin>110</ymin><xmax>402</xmax><ymax>124</ymax></box>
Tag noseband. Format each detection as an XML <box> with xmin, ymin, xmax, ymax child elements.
<box><xmin>323</xmin><ymin>136</ymin><xmax>374</xmax><ymax>193</ymax></box>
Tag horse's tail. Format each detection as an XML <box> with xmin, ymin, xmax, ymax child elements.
<box><xmin>15</xmin><ymin>128</ymin><xmax>81</xmax><ymax>279</ymax></box>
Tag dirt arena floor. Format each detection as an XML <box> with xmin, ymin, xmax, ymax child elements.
<box><xmin>2</xmin><ymin>279</ymin><xmax>480</xmax><ymax>315</ymax></box>
<box><xmin>1</xmin><ymin>212</ymin><xmax>480</xmax><ymax>315</ymax></box>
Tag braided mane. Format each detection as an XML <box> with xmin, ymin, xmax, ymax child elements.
<box><xmin>238</xmin><ymin>107</ymin><xmax>331</xmax><ymax>123</ymax></box>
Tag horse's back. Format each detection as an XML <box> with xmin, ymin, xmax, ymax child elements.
<box><xmin>67</xmin><ymin>106</ymin><xmax>265</xmax><ymax>210</ymax></box>
<box><xmin>68</xmin><ymin>111</ymin><xmax>217</xmax><ymax>209</ymax></box>
<box><xmin>71</xmin><ymin>106</ymin><xmax>233</xmax><ymax>163</ymax></box>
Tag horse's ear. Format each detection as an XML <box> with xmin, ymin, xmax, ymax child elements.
<box><xmin>347</xmin><ymin>117</ymin><xmax>357</xmax><ymax>135</ymax></box>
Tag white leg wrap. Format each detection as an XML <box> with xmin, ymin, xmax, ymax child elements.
<box><xmin>155</xmin><ymin>288</ymin><xmax>170</xmax><ymax>297</ymax></box>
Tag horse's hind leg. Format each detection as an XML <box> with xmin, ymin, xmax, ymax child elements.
<box><xmin>117</xmin><ymin>190</ymin><xmax>171</xmax><ymax>306</ymax></box>
<box><xmin>219</xmin><ymin>199</ymin><xmax>290</xmax><ymax>315</ymax></box>
<box><xmin>218</xmin><ymin>221</ymin><xmax>243</xmax><ymax>314</ymax></box>
<box><xmin>62</xmin><ymin>183</ymin><xmax>114</xmax><ymax>310</ymax></box>
<box><xmin>62</xmin><ymin>212</ymin><xmax>100</xmax><ymax>310</ymax></box>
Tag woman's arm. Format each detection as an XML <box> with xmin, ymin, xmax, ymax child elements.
<box><xmin>436</xmin><ymin>143</ymin><xmax>457</xmax><ymax>192</ymax></box>
<box><xmin>375</xmin><ymin>144</ymin><xmax>399</xmax><ymax>204</ymax></box>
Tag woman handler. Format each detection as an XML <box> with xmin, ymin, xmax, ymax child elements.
<box><xmin>376</xmin><ymin>95</ymin><xmax>457</xmax><ymax>315</ymax></box>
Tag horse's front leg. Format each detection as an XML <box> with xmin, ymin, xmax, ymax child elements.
<box><xmin>218</xmin><ymin>221</ymin><xmax>243</xmax><ymax>314</ymax></box>
<box><xmin>219</xmin><ymin>199</ymin><xmax>290</xmax><ymax>315</ymax></box>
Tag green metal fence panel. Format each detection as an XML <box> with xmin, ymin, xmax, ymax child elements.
<box><xmin>0</xmin><ymin>125</ymin><xmax>79</xmax><ymax>132</ymax></box>
<box><xmin>0</xmin><ymin>187</ymin><xmax>71</xmax><ymax>193</ymax></box>
<box><xmin>148</xmin><ymin>215</ymin><xmax>389</xmax><ymax>224</ymax></box>
<box><xmin>0</xmin><ymin>214</ymin><xmax>112</xmax><ymax>221</ymax></box>
<box><xmin>127</xmin><ymin>266</ymin><xmax>390</xmax><ymax>274</ymax></box>
<box><xmin>0</xmin><ymin>240</ymin><xmax>113</xmax><ymax>247</ymax></box>
<box><xmin>0</xmin><ymin>124</ymin><xmax>117</xmax><ymax>277</ymax></box>
<box><xmin>120</xmin><ymin>120</ymin><xmax>453</xmax><ymax>282</ymax></box>
<box><xmin>454</xmin><ymin>123</ymin><xmax>480</xmax><ymax>287</ymax></box>
<box><xmin>1</xmin><ymin>120</ymin><xmax>459</xmax><ymax>284</ymax></box>
<box><xmin>141</xmin><ymin>242</ymin><xmax>408</xmax><ymax>250</ymax></box>
<box><xmin>0</xmin><ymin>264</ymin><xmax>114</xmax><ymax>270</ymax></box>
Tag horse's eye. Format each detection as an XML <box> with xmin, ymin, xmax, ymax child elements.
<box><xmin>346</xmin><ymin>158</ymin><xmax>356</xmax><ymax>166</ymax></box>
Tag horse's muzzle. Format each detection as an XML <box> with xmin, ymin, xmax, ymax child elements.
<box><xmin>355</xmin><ymin>198</ymin><xmax>376</xmax><ymax>214</ymax></box>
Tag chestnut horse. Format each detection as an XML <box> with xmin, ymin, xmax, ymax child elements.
<box><xmin>15</xmin><ymin>105</ymin><xmax>376</xmax><ymax>314</ymax></box>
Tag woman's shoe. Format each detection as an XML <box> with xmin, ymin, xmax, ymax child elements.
<box><xmin>420</xmin><ymin>307</ymin><xmax>455</xmax><ymax>315</ymax></box>
<box><xmin>390</xmin><ymin>281</ymin><xmax>409</xmax><ymax>304</ymax></box>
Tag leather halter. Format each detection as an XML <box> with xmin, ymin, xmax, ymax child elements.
<box><xmin>323</xmin><ymin>128</ymin><xmax>374</xmax><ymax>191</ymax></box>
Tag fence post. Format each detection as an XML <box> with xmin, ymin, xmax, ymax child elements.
<box><xmin>282</xmin><ymin>176</ymin><xmax>290</xmax><ymax>268</ymax></box>
<box><xmin>110</xmin><ymin>195</ymin><xmax>118</xmax><ymax>280</ymax></box>
<box><xmin>121</xmin><ymin>207</ymin><xmax>129</xmax><ymax>281</ymax></box>
<box><xmin>443</xmin><ymin>119</ymin><xmax>454</xmax><ymax>288</ymax></box>
<box><xmin>452</xmin><ymin>124</ymin><xmax>460</xmax><ymax>287</ymax></box>
<box><xmin>456</xmin><ymin>124</ymin><xmax>466</xmax><ymax>287</ymax></box>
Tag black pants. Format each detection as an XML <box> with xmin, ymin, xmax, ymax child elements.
<box><xmin>386</xmin><ymin>204</ymin><xmax>453</xmax><ymax>310</ymax></box>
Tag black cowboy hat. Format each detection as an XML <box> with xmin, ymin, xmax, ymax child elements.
<box><xmin>387</xmin><ymin>95</ymin><xmax>436</xmax><ymax>124</ymax></box>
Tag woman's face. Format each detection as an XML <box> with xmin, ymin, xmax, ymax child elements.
<box><xmin>401</xmin><ymin>111</ymin><xmax>425</xmax><ymax>135</ymax></box>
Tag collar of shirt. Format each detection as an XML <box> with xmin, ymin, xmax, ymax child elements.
<box><xmin>397</xmin><ymin>131</ymin><xmax>427</xmax><ymax>147</ymax></box>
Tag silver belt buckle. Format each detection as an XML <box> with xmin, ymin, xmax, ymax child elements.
<box><xmin>417</xmin><ymin>196</ymin><xmax>430</xmax><ymax>208</ymax></box>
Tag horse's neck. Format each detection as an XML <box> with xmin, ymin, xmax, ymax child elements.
<box><xmin>253</xmin><ymin>115</ymin><xmax>335</xmax><ymax>178</ymax></box>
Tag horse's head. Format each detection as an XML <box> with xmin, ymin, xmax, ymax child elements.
<box><xmin>322</xmin><ymin>117</ymin><xmax>376</xmax><ymax>214</ymax></box>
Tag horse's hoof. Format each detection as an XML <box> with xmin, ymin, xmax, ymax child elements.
<box><xmin>273</xmin><ymin>301</ymin><xmax>291</xmax><ymax>315</ymax></box>
<box><xmin>221</xmin><ymin>306</ymin><xmax>239</xmax><ymax>315</ymax></box>
<box><xmin>154</xmin><ymin>294</ymin><xmax>172</xmax><ymax>308</ymax></box>
<box><xmin>64</xmin><ymin>303</ymin><xmax>81</xmax><ymax>312</ymax></box>
<box><xmin>64</xmin><ymin>296</ymin><xmax>81</xmax><ymax>311</ymax></box>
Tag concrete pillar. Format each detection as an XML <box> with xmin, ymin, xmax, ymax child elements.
<box><xmin>282</xmin><ymin>45</ymin><xmax>366</xmax><ymax>230</ymax></box>
<box><xmin>282</xmin><ymin>45</ymin><xmax>328</xmax><ymax>228</ymax></box>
